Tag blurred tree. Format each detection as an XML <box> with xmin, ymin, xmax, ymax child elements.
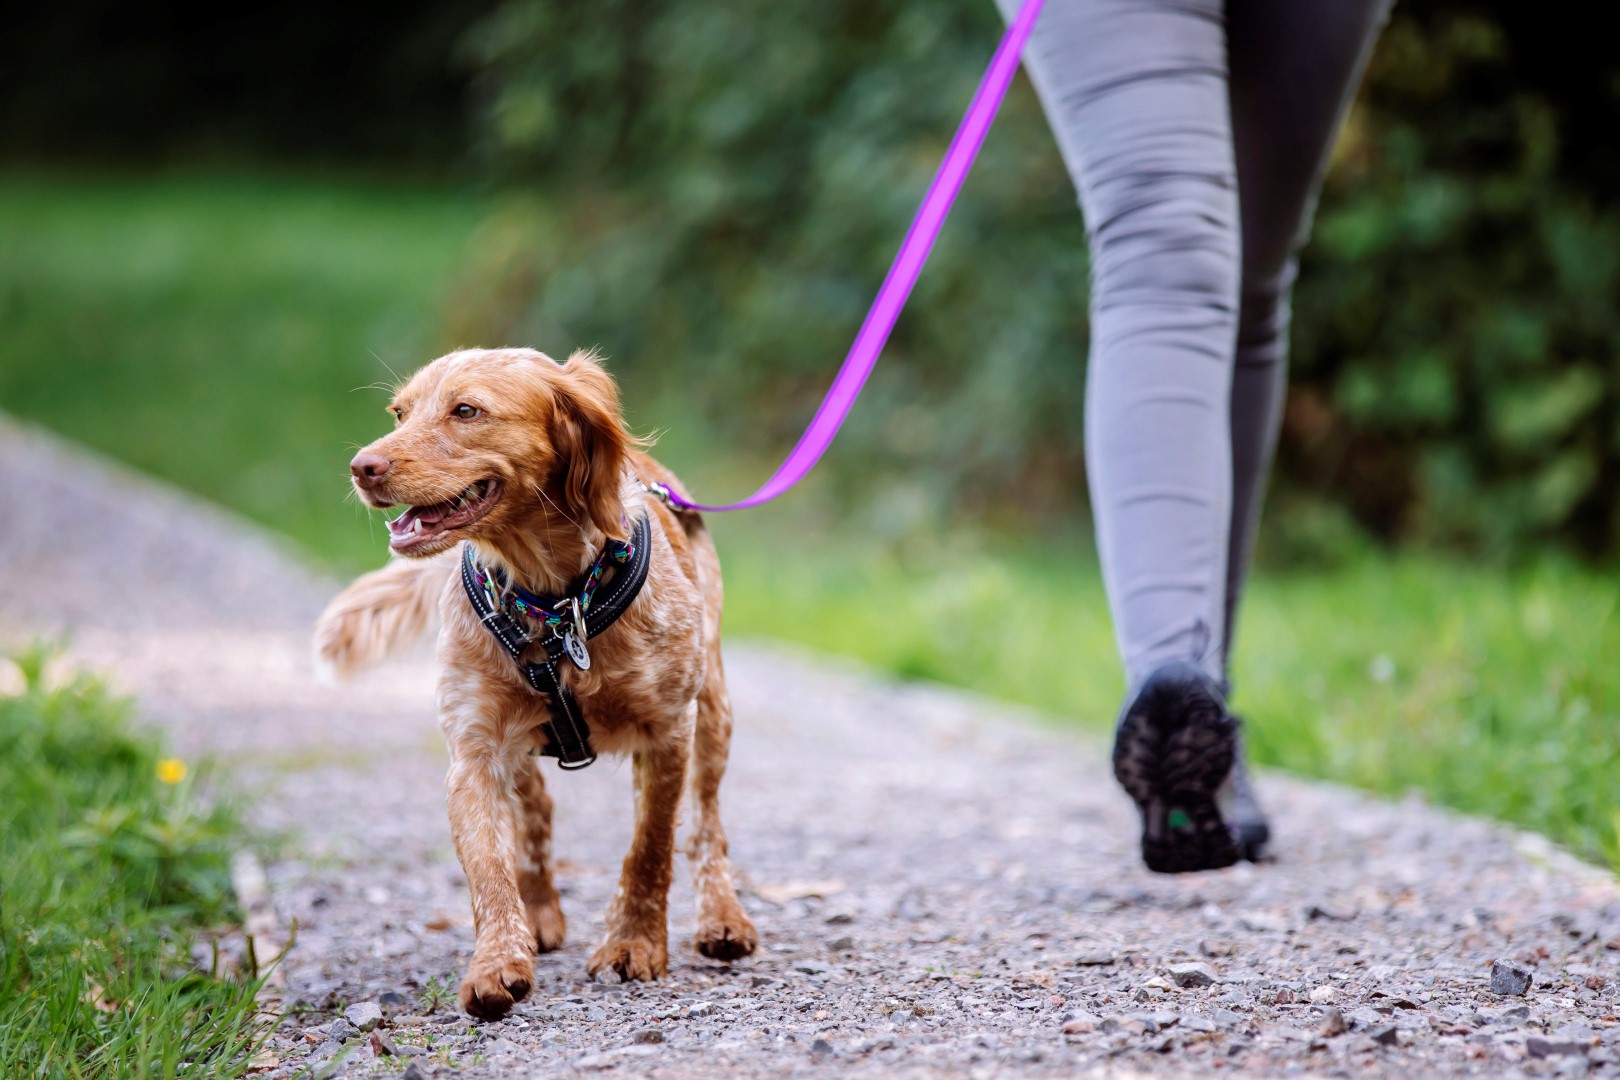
<box><xmin>0</xmin><ymin>0</ymin><xmax>497</xmax><ymax>167</ymax></box>
<box><xmin>1289</xmin><ymin>3</ymin><xmax>1620</xmax><ymax>557</ymax></box>
<box><xmin>454</xmin><ymin>0</ymin><xmax>1090</xmax><ymax>532</ymax></box>
<box><xmin>7</xmin><ymin>0</ymin><xmax>1614</xmax><ymax>557</ymax></box>
<box><xmin>457</xmin><ymin>0</ymin><xmax>1620</xmax><ymax>558</ymax></box>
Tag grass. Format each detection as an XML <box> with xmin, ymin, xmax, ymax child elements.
<box><xmin>1</xmin><ymin>170</ymin><xmax>1615</xmax><ymax>871</ymax></box>
<box><xmin>0</xmin><ymin>171</ymin><xmax>483</xmax><ymax>568</ymax></box>
<box><xmin>0</xmin><ymin>648</ymin><xmax>268</xmax><ymax>1078</ymax></box>
<box><xmin>718</xmin><ymin>529</ymin><xmax>1620</xmax><ymax>869</ymax></box>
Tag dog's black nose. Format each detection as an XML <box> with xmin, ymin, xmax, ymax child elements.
<box><xmin>350</xmin><ymin>451</ymin><xmax>392</xmax><ymax>483</ymax></box>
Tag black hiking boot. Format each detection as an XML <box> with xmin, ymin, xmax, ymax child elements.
<box><xmin>1112</xmin><ymin>661</ymin><xmax>1245</xmax><ymax>874</ymax></box>
<box><xmin>1220</xmin><ymin>729</ymin><xmax>1271</xmax><ymax>862</ymax></box>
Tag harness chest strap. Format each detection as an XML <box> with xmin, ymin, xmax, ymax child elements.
<box><xmin>459</xmin><ymin>510</ymin><xmax>653</xmax><ymax>770</ymax></box>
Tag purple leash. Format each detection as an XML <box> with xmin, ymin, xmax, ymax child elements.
<box><xmin>658</xmin><ymin>0</ymin><xmax>1046</xmax><ymax>513</ymax></box>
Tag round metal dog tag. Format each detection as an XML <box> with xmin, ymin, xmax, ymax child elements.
<box><xmin>564</xmin><ymin>631</ymin><xmax>591</xmax><ymax>670</ymax></box>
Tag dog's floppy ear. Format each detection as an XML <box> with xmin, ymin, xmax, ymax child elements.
<box><xmin>551</xmin><ymin>349</ymin><xmax>634</xmax><ymax>541</ymax></box>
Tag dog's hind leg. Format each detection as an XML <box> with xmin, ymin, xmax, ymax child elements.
<box><xmin>688</xmin><ymin>646</ymin><xmax>759</xmax><ymax>961</ymax></box>
<box><xmin>586</xmin><ymin>717</ymin><xmax>691</xmax><ymax>982</ymax></box>
<box><xmin>515</xmin><ymin>759</ymin><xmax>567</xmax><ymax>953</ymax></box>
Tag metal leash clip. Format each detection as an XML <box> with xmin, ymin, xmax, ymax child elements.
<box><xmin>642</xmin><ymin>480</ymin><xmax>676</xmax><ymax>509</ymax></box>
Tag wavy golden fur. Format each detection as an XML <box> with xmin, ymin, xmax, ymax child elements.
<box><xmin>314</xmin><ymin>347</ymin><xmax>757</xmax><ymax>1019</ymax></box>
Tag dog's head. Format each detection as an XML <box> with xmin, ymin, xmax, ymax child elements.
<box><xmin>350</xmin><ymin>348</ymin><xmax>635</xmax><ymax>558</ymax></box>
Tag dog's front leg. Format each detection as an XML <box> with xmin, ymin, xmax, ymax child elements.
<box><xmin>587</xmin><ymin>718</ymin><xmax>691</xmax><ymax>981</ymax></box>
<box><xmin>445</xmin><ymin>744</ymin><xmax>535</xmax><ymax>1019</ymax></box>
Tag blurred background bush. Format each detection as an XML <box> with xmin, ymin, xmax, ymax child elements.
<box><xmin>460</xmin><ymin>0</ymin><xmax>1620</xmax><ymax>560</ymax></box>
<box><xmin>2</xmin><ymin>0</ymin><xmax>1616</xmax><ymax>863</ymax></box>
<box><xmin>8</xmin><ymin>0</ymin><xmax>1614</xmax><ymax>558</ymax></box>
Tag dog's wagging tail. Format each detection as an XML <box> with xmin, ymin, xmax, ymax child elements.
<box><xmin>314</xmin><ymin>347</ymin><xmax>758</xmax><ymax>1019</ymax></box>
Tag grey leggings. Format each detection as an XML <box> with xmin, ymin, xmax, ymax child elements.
<box><xmin>996</xmin><ymin>0</ymin><xmax>1391</xmax><ymax>690</ymax></box>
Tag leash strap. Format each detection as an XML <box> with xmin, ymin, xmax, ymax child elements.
<box><xmin>459</xmin><ymin>511</ymin><xmax>654</xmax><ymax>769</ymax></box>
<box><xmin>659</xmin><ymin>0</ymin><xmax>1045</xmax><ymax>513</ymax></box>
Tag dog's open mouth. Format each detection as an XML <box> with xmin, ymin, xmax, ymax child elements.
<box><xmin>387</xmin><ymin>479</ymin><xmax>502</xmax><ymax>551</ymax></box>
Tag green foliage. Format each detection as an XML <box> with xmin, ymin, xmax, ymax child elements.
<box><xmin>456</xmin><ymin>0</ymin><xmax>1090</xmax><ymax>527</ymax></box>
<box><xmin>460</xmin><ymin>0</ymin><xmax>1620</xmax><ymax>557</ymax></box>
<box><xmin>416</xmin><ymin>974</ymin><xmax>458</xmax><ymax>1014</ymax></box>
<box><xmin>0</xmin><ymin>647</ymin><xmax>268</xmax><ymax>1078</ymax></box>
<box><xmin>1290</xmin><ymin>4</ymin><xmax>1620</xmax><ymax>557</ymax></box>
<box><xmin>11</xmin><ymin>1</ymin><xmax>1617</xmax><ymax>556</ymax></box>
<box><xmin>0</xmin><ymin>173</ymin><xmax>481</xmax><ymax>570</ymax></box>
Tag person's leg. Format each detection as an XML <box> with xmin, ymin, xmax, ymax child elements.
<box><xmin>1220</xmin><ymin>0</ymin><xmax>1393</xmax><ymax>667</ymax></box>
<box><xmin>995</xmin><ymin>0</ymin><xmax>1240</xmax><ymax>690</ymax></box>
<box><xmin>999</xmin><ymin>0</ymin><xmax>1249</xmax><ymax>871</ymax></box>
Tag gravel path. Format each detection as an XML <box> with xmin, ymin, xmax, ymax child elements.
<box><xmin>4</xmin><ymin>415</ymin><xmax>1618</xmax><ymax>1079</ymax></box>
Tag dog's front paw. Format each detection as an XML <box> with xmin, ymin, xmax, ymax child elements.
<box><xmin>528</xmin><ymin>897</ymin><xmax>567</xmax><ymax>953</ymax></box>
<box><xmin>459</xmin><ymin>950</ymin><xmax>535</xmax><ymax>1020</ymax></box>
<box><xmin>587</xmin><ymin>933</ymin><xmax>668</xmax><ymax>982</ymax></box>
<box><xmin>695</xmin><ymin>903</ymin><xmax>759</xmax><ymax>961</ymax></box>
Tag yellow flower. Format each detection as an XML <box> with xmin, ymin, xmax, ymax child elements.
<box><xmin>156</xmin><ymin>758</ymin><xmax>187</xmax><ymax>785</ymax></box>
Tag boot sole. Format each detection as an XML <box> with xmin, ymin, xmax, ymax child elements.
<box><xmin>1112</xmin><ymin>682</ymin><xmax>1241</xmax><ymax>874</ymax></box>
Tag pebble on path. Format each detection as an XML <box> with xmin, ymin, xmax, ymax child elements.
<box><xmin>1489</xmin><ymin>958</ymin><xmax>1534</xmax><ymax>996</ymax></box>
<box><xmin>1525</xmin><ymin>1036</ymin><xmax>1588</xmax><ymax>1059</ymax></box>
<box><xmin>342</xmin><ymin>1001</ymin><xmax>383</xmax><ymax>1032</ymax></box>
<box><xmin>1167</xmin><ymin>962</ymin><xmax>1217</xmax><ymax>988</ymax></box>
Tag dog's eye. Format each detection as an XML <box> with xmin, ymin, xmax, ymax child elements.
<box><xmin>452</xmin><ymin>404</ymin><xmax>480</xmax><ymax>420</ymax></box>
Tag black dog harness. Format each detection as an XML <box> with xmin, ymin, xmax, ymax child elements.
<box><xmin>459</xmin><ymin>512</ymin><xmax>652</xmax><ymax>770</ymax></box>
